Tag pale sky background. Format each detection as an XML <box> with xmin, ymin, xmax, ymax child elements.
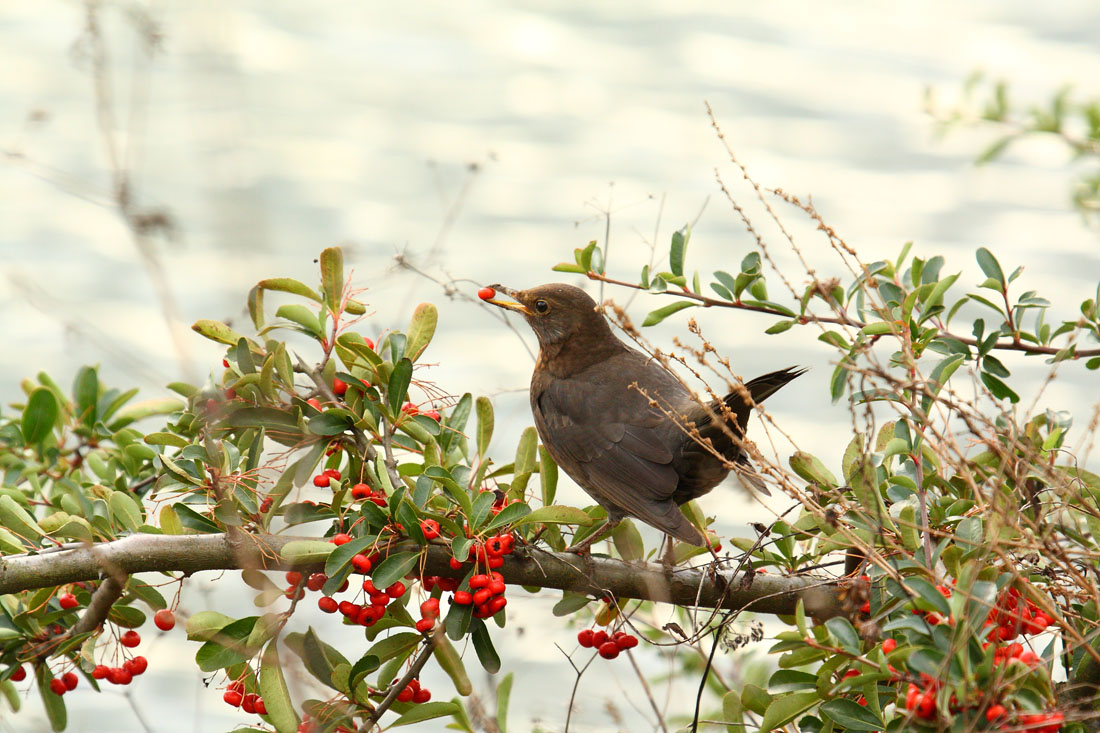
<box><xmin>2</xmin><ymin>1</ymin><xmax>1100</xmax><ymax>731</ymax></box>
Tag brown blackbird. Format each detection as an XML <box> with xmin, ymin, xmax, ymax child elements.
<box><xmin>484</xmin><ymin>282</ymin><xmax>803</xmax><ymax>550</ymax></box>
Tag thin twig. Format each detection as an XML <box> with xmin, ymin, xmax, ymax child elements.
<box><xmin>357</xmin><ymin>629</ymin><xmax>440</xmax><ymax>732</ymax></box>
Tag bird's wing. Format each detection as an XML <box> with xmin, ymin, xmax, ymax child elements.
<box><xmin>534</xmin><ymin>359</ymin><xmax>685</xmax><ymax>510</ymax></box>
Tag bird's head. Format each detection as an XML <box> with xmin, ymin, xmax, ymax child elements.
<box><xmin>481</xmin><ymin>283</ymin><xmax>611</xmax><ymax>348</ymax></box>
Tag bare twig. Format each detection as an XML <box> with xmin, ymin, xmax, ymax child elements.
<box><xmin>357</xmin><ymin>629</ymin><xmax>440</xmax><ymax>732</ymax></box>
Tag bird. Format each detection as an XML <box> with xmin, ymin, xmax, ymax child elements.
<box><xmin>482</xmin><ymin>282</ymin><xmax>804</xmax><ymax>551</ymax></box>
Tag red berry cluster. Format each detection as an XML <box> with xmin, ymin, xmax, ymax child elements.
<box><xmin>577</xmin><ymin>628</ymin><xmax>639</xmax><ymax>660</ymax></box>
<box><xmin>351</xmin><ymin>482</ymin><xmax>388</xmax><ymax>507</ymax></box>
<box><xmin>312</xmin><ymin>468</ymin><xmax>342</xmax><ymax>488</ymax></box>
<box><xmin>415</xmin><ymin>598</ymin><xmax>440</xmax><ymax>633</ymax></box>
<box><xmin>451</xmin><ymin>572</ymin><xmax>507</xmax><ymax>619</ymax></box>
<box><xmin>222</xmin><ymin>680</ymin><xmax>267</xmax><ymax>714</ymax></box>
<box><xmin>395</xmin><ymin>676</ymin><xmax>432</xmax><ymax>704</ymax></box>
<box><xmin>301</xmin><ymin>538</ymin><xmax>415</xmax><ymax>628</ymax></box>
<box><xmin>985</xmin><ymin>586</ymin><xmax>1055</xmax><ymax>641</ymax></box>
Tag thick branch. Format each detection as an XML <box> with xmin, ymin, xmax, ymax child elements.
<box><xmin>0</xmin><ymin>534</ymin><xmax>844</xmax><ymax>618</ymax></box>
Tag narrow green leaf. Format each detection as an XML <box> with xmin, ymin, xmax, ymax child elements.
<box><xmin>434</xmin><ymin>634</ymin><xmax>472</xmax><ymax>696</ymax></box>
<box><xmin>759</xmin><ymin>691</ymin><xmax>820</xmax><ymax>731</ymax></box>
<box><xmin>191</xmin><ymin>319</ymin><xmax>246</xmax><ymax>346</ymax></box>
<box><xmin>72</xmin><ymin>366</ymin><xmax>99</xmax><ymax>427</ymax></box>
<box><xmin>320</xmin><ymin>246</ymin><xmax>345</xmax><ymax>313</ymax></box>
<box><xmin>980</xmin><ymin>371</ymin><xmax>1020</xmax><ymax>403</ymax></box>
<box><xmin>35</xmin><ymin>666</ymin><xmax>67</xmax><ymax>732</ymax></box>
<box><xmin>642</xmin><ymin>301</ymin><xmax>696</xmax><ymax>327</ymax></box>
<box><xmin>496</xmin><ymin>672</ymin><xmax>514</xmax><ymax>733</ymax></box>
<box><xmin>388</xmin><ymin>358</ymin><xmax>414</xmax><ymax>418</ymax></box>
<box><xmin>275</xmin><ymin>304</ymin><xmax>323</xmax><ymax>338</ymax></box>
<box><xmin>257</xmin><ymin>277</ymin><xmax>323</xmax><ymax>303</ymax></box>
<box><xmin>392</xmin><ymin>701</ymin><xmax>461</xmax><ymax>727</ymax></box>
<box><xmin>260</xmin><ymin>642</ymin><xmax>300</xmax><ymax>733</ymax></box>
<box><xmin>517</xmin><ymin>505</ymin><xmax>594</xmax><ymax>526</ymax></box>
<box><xmin>539</xmin><ymin>447</ymin><xmax>558</xmax><ymax>507</ymax></box>
<box><xmin>611</xmin><ymin>519</ymin><xmax>644</xmax><ymax>562</ymax></box>
<box><xmin>472</xmin><ymin>621</ymin><xmax>501</xmax><ymax>673</ymax></box>
<box><xmin>248</xmin><ymin>284</ymin><xmax>265</xmax><ymax>329</ymax></box>
<box><xmin>825</xmin><ymin>617</ymin><xmax>861</xmax><ymax>655</ymax></box>
<box><xmin>819</xmin><ymin>699</ymin><xmax>884</xmax><ymax>731</ymax></box>
<box><xmin>670</xmin><ymin>225</ymin><xmax>690</xmax><ymax>277</ymax></box>
<box><xmin>482</xmin><ymin>502</ymin><xmax>532</xmax><ymax>532</ymax></box>
<box><xmin>551</xmin><ymin>263</ymin><xmax>586</xmax><ymax>274</ymax></box>
<box><xmin>475</xmin><ymin>396</ymin><xmax>494</xmax><ymax>457</ymax></box>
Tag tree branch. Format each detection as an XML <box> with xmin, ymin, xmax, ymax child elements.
<box><xmin>357</xmin><ymin>628</ymin><xmax>440</xmax><ymax>732</ymax></box>
<box><xmin>584</xmin><ymin>271</ymin><xmax>1100</xmax><ymax>358</ymax></box>
<box><xmin>0</xmin><ymin>533</ymin><xmax>845</xmax><ymax>619</ymax></box>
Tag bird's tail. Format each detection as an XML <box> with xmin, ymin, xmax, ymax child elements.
<box><xmin>658</xmin><ymin>508</ymin><xmax>708</xmax><ymax>546</ymax></box>
<box><xmin>725</xmin><ymin>366</ymin><xmax>806</xmax><ymax>425</ymax></box>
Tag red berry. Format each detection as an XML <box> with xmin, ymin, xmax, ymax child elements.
<box><xmin>397</xmin><ymin>687</ymin><xmax>414</xmax><ymax>703</ymax></box>
<box><xmin>485</xmin><ymin>537</ymin><xmax>506</xmax><ymax>557</ymax></box>
<box><xmin>882</xmin><ymin>638</ymin><xmax>897</xmax><ymax>653</ymax></box>
<box><xmin>333</xmin><ymin>378</ymin><xmax>348</xmax><ymax>396</ymax></box>
<box><xmin>386</xmin><ymin>582</ymin><xmax>406</xmax><ymax>599</ymax></box>
<box><xmin>985</xmin><ymin>704</ymin><xmax>1006</xmax><ymax>722</ymax></box>
<box><xmin>420</xmin><ymin>599</ymin><xmax>440</xmax><ymax>618</ymax></box>
<box><xmin>424</xmin><ymin>410</ymin><xmax>441</xmax><ymax>421</ymax></box>
<box><xmin>152</xmin><ymin>608</ymin><xmax>177</xmax><ymax>631</ymax></box>
<box><xmin>449</xmin><ymin>557</ymin><xmax>464</xmax><ymax>570</ymax></box>
<box><xmin>415</xmin><ymin>618</ymin><xmax>434</xmax><ymax>633</ymax></box>
<box><xmin>259</xmin><ymin>497</ymin><xmax>273</xmax><ymax>513</ymax></box>
<box><xmin>223</xmin><ymin>358</ymin><xmax>230</xmax><ymax>368</ymax></box>
<box><xmin>59</xmin><ymin>593</ymin><xmax>79</xmax><ymax>610</ymax></box>
<box><xmin>120</xmin><ymin>630</ymin><xmax>141</xmax><ymax>648</ymax></box>
<box><xmin>351</xmin><ymin>483</ymin><xmax>372</xmax><ymax>500</ymax></box>
<box><xmin>487</xmin><ymin>596</ymin><xmax>507</xmax><ymax>614</ymax></box>
<box><xmin>224</xmin><ymin>690</ymin><xmax>243</xmax><ymax>707</ymax></box>
<box><xmin>487</xmin><ymin>556</ymin><xmax>504</xmax><ymax>569</ymax></box>
<box><xmin>859</xmin><ymin>601</ymin><xmax>871</xmax><ymax>614</ymax></box>
<box><xmin>489</xmin><ymin>580</ymin><xmax>506</xmax><ymax>596</ymax></box>
<box><xmin>363</xmin><ymin>336</ymin><xmax>375</xmax><ymax>350</ymax></box>
<box><xmin>469</xmin><ymin>574</ymin><xmax>490</xmax><ymax>589</ymax></box>
<box><xmin>616</xmin><ymin>634</ymin><xmax>639</xmax><ymax>650</ymax></box>
<box><xmin>255</xmin><ymin>698</ymin><xmax>267</xmax><ymax>715</ymax></box>
<box><xmin>109</xmin><ymin>667</ymin><xmax>132</xmax><ymax>685</ymax></box>
<box><xmin>362</xmin><ymin>579</ymin><xmax>377</xmax><ymax>594</ymax></box>
<box><xmin>413</xmin><ymin>688</ymin><xmax>431</xmax><ymax>703</ymax></box>
<box><xmin>420</xmin><ymin>519</ymin><xmax>440</xmax><ymax>540</ymax></box>
<box><xmin>338</xmin><ymin>601</ymin><xmax>359</xmax><ymax>617</ymax></box>
<box><xmin>318</xmin><ymin>597</ymin><xmax>338</xmax><ymax>613</ymax></box>
<box><xmin>242</xmin><ymin>693</ymin><xmax>258</xmax><ymax>714</ymax></box>
<box><xmin>62</xmin><ymin>672</ymin><xmax>78</xmax><ymax>690</ymax></box>
<box><xmin>477</xmin><ymin>287</ymin><xmax>496</xmax><ymax>301</ymax></box>
<box><xmin>127</xmin><ymin>656</ymin><xmax>148</xmax><ymax>675</ymax></box>
<box><xmin>307</xmin><ymin>573</ymin><xmax>327</xmax><ymax>591</ymax></box>
<box><xmin>351</xmin><ymin>554</ymin><xmax>372</xmax><ymax>573</ymax></box>
<box><xmin>91</xmin><ymin>665</ymin><xmax>108</xmax><ymax>680</ymax></box>
<box><xmin>49</xmin><ymin>678</ymin><xmax>67</xmax><ymax>695</ymax></box>
<box><xmin>453</xmin><ymin>591</ymin><xmax>473</xmax><ymax>605</ymax></box>
<box><xmin>285</xmin><ymin>571</ymin><xmax>302</xmax><ymax>586</ymax></box>
<box><xmin>592</xmin><ymin>630</ymin><xmax>609</xmax><ymax>647</ymax></box>
<box><xmin>473</xmin><ymin>589</ymin><xmax>491</xmax><ymax>606</ymax></box>
<box><xmin>313</xmin><ymin>474</ymin><xmax>331</xmax><ymax>487</ymax></box>
<box><xmin>369</xmin><ymin>593</ymin><xmax>389</xmax><ymax>608</ymax></box>
<box><xmin>332</xmin><ymin>533</ymin><xmax>352</xmax><ymax>545</ymax></box>
<box><xmin>401</xmin><ymin>402</ymin><xmax>419</xmax><ymax>416</ymax></box>
<box><xmin>578</xmin><ymin>629</ymin><xmax>595</xmax><ymax>647</ymax></box>
<box><xmin>598</xmin><ymin>642</ymin><xmax>620</xmax><ymax>660</ymax></box>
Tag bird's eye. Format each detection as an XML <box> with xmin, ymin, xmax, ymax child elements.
<box><xmin>534</xmin><ymin>300</ymin><xmax>549</xmax><ymax>314</ymax></box>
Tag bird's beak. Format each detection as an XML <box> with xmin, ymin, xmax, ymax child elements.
<box><xmin>483</xmin><ymin>285</ymin><xmax>532</xmax><ymax>315</ymax></box>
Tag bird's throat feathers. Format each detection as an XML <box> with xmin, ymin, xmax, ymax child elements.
<box><xmin>534</xmin><ymin>323</ymin><xmax>626</xmax><ymax>378</ymax></box>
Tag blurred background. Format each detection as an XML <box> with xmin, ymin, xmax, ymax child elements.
<box><xmin>3</xmin><ymin>1</ymin><xmax>1100</xmax><ymax>730</ymax></box>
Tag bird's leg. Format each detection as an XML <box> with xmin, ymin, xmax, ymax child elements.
<box><xmin>661</xmin><ymin>535</ymin><xmax>676</xmax><ymax>567</ymax></box>
<box><xmin>565</xmin><ymin>519</ymin><xmax>618</xmax><ymax>555</ymax></box>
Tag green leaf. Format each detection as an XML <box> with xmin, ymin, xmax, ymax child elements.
<box><xmin>392</xmin><ymin>701</ymin><xmax>461</xmax><ymax>727</ymax></box>
<box><xmin>348</xmin><ymin>652</ymin><xmax>380</xmax><ymax>690</ymax></box>
<box><xmin>72</xmin><ymin>366</ymin><xmax>99</xmax><ymax>427</ymax></box>
<box><xmin>906</xmin><ymin>576</ymin><xmax>951</xmax><ymax>616</ymax></box>
<box><xmin>551</xmin><ymin>263</ymin><xmax>586</xmax><ymax>274</ymax></box>
<box><xmin>516</xmin><ymin>505</ymin><xmax>594</xmax><ymax>526</ymax></box>
<box><xmin>975</xmin><ymin>247</ymin><xmax>1005</xmax><ymax>286</ymax></box>
<box><xmin>405</xmin><ymin>303</ymin><xmax>439</xmax><ymax>362</ymax></box>
<box><xmin>248</xmin><ymin>285</ymin><xmax>265</xmax><ymax>329</ymax></box>
<box><xmin>260</xmin><ymin>641</ymin><xmax>300</xmax><ymax>733</ymax></box>
<box><xmin>539</xmin><ymin>447</ymin><xmax>558</xmax><ymax>507</ymax></box>
<box><xmin>191</xmin><ymin>319</ymin><xmax>246</xmax><ymax>346</ymax></box>
<box><xmin>388</xmin><ymin>358</ymin><xmax>414</xmax><ymax>417</ymax></box>
<box><xmin>611</xmin><ymin>519</ymin><xmax>645</xmax><ymax>562</ymax></box>
<box><xmin>35</xmin><ymin>666</ymin><xmax>67</xmax><ymax>732</ymax></box>
<box><xmin>819</xmin><ymin>699</ymin><xmax>884</xmax><ymax>731</ymax></box>
<box><xmin>22</xmin><ymin>387</ymin><xmax>59</xmax><ymax>444</ymax></box>
<box><xmin>472</xmin><ymin>621</ymin><xmax>501</xmax><ymax>673</ymax></box>
<box><xmin>496</xmin><ymin>672</ymin><xmax>514</xmax><ymax>733</ymax></box>
<box><xmin>764</xmin><ymin>320</ymin><xmax>794</xmax><ymax>335</ymax></box>
<box><xmin>670</xmin><ymin>225</ymin><xmax>689</xmax><ymax>277</ymax></box>
<box><xmin>110</xmin><ymin>398</ymin><xmax>184</xmax><ymax>427</ymax></box>
<box><xmin>108</xmin><ymin>491</ymin><xmax>143</xmax><ymax>532</ymax></box>
<box><xmin>195</xmin><ymin>616</ymin><xmax>259</xmax><ymax>672</ymax></box>
<box><xmin>0</xmin><ymin>495</ymin><xmax>45</xmax><ymax>540</ymax></box>
<box><xmin>322</xmin><ymin>536</ymin><xmax>375</xmax><ymax>576</ymax></box>
<box><xmin>308</xmin><ymin>409</ymin><xmax>355</xmax><ymax>436</ymax></box>
<box><xmin>759</xmin><ymin>691</ymin><xmax>820</xmax><ymax>731</ymax></box>
<box><xmin>825</xmin><ymin>617</ymin><xmax>861</xmax><ymax>656</ymax></box>
<box><xmin>789</xmin><ymin>452</ymin><xmax>838</xmax><ymax>488</ymax></box>
<box><xmin>280</xmin><ymin>540</ymin><xmax>336</xmax><ymax>565</ymax></box>
<box><xmin>275</xmin><ymin>304</ymin><xmax>322</xmax><ymax>338</ymax></box>
<box><xmin>366</xmin><ymin>632</ymin><xmax>422</xmax><ymax>663</ymax></box>
<box><xmin>434</xmin><ymin>634</ymin><xmax>472</xmax><ymax>696</ymax></box>
<box><xmin>371</xmin><ymin>552</ymin><xmax>420</xmax><ymax>589</ymax></box>
<box><xmin>642</xmin><ymin>301</ymin><xmax>696</xmax><ymax>327</ymax></box>
<box><xmin>980</xmin><ymin>371</ymin><xmax>1020</xmax><ymax>403</ymax></box>
<box><xmin>482</xmin><ymin>502</ymin><xmax>532</xmax><ymax>532</ymax></box>
<box><xmin>185</xmin><ymin>610</ymin><xmax>235</xmax><ymax>641</ymax></box>
<box><xmin>475</xmin><ymin>396</ymin><xmax>494</xmax><ymax>456</ymax></box>
<box><xmin>256</xmin><ymin>277</ymin><xmax>323</xmax><ymax>303</ymax></box>
<box><xmin>320</xmin><ymin>246</ymin><xmax>345</xmax><ymax>313</ymax></box>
